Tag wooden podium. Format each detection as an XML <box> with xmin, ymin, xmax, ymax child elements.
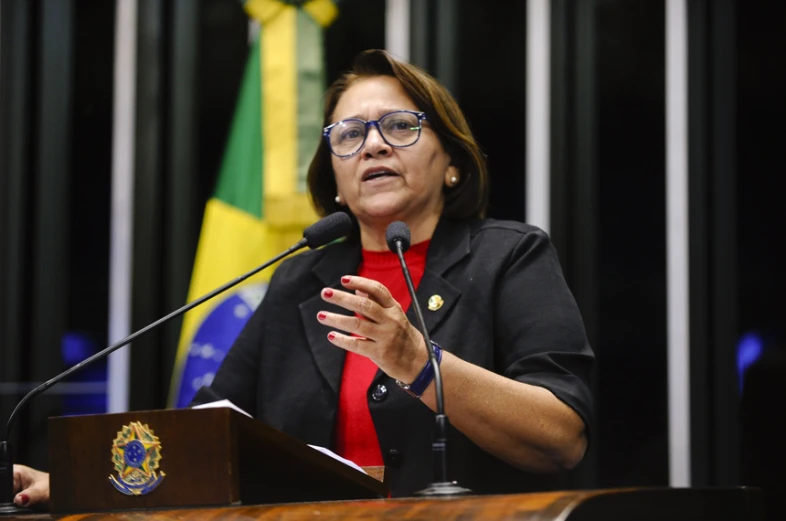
<box><xmin>5</xmin><ymin>408</ymin><xmax>762</xmax><ymax>520</ymax></box>
<box><xmin>46</xmin><ymin>408</ymin><xmax>387</xmax><ymax>513</ymax></box>
<box><xmin>11</xmin><ymin>488</ymin><xmax>763</xmax><ymax>520</ymax></box>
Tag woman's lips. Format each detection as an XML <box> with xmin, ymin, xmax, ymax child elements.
<box><xmin>362</xmin><ymin>166</ymin><xmax>400</xmax><ymax>181</ymax></box>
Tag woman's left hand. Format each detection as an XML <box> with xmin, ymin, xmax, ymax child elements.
<box><xmin>318</xmin><ymin>275</ymin><xmax>428</xmax><ymax>383</ymax></box>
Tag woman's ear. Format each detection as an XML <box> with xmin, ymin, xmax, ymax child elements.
<box><xmin>444</xmin><ymin>165</ymin><xmax>460</xmax><ymax>187</ymax></box>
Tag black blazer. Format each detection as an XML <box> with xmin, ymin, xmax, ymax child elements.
<box><xmin>193</xmin><ymin>217</ymin><xmax>594</xmax><ymax>496</ymax></box>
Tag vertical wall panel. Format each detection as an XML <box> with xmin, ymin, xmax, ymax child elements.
<box><xmin>550</xmin><ymin>0</ymin><xmax>599</xmax><ymax>490</ymax></box>
<box><xmin>129</xmin><ymin>0</ymin><xmax>165</xmax><ymax>411</ymax></box>
<box><xmin>0</xmin><ymin>0</ymin><xmax>32</xmax><ymax>454</ymax></box>
<box><xmin>29</xmin><ymin>0</ymin><xmax>74</xmax><ymax>469</ymax></box>
<box><xmin>1</xmin><ymin>0</ymin><xmax>115</xmax><ymax>468</ymax></box>
<box><xmin>709</xmin><ymin>0</ymin><xmax>738</xmax><ymax>488</ymax></box>
<box><xmin>434</xmin><ymin>0</ymin><xmax>457</xmax><ymax>94</ymax></box>
<box><xmin>738</xmin><ymin>3</ymin><xmax>786</xmax><ymax>517</ymax></box>
<box><xmin>67</xmin><ymin>0</ymin><xmax>115</xmax><ymax>418</ymax></box>
<box><xmin>552</xmin><ymin>0</ymin><xmax>668</xmax><ymax>488</ymax></box>
<box><xmin>408</xmin><ymin>0</ymin><xmax>431</xmax><ymax>71</ymax></box>
<box><xmin>454</xmin><ymin>0</ymin><xmax>527</xmax><ymax>223</ymax></box>
<box><xmin>688</xmin><ymin>0</ymin><xmax>739</xmax><ymax>489</ymax></box>
<box><xmin>549</xmin><ymin>0</ymin><xmax>572</xmax><ymax>259</ymax></box>
<box><xmin>595</xmin><ymin>0</ymin><xmax>668</xmax><ymax>487</ymax></box>
<box><xmin>324</xmin><ymin>0</ymin><xmax>386</xmax><ymax>81</ymax></box>
<box><xmin>686</xmin><ymin>0</ymin><xmax>710</xmax><ymax>487</ymax></box>
<box><xmin>164</xmin><ymin>0</ymin><xmax>200</xmax><ymax>397</ymax></box>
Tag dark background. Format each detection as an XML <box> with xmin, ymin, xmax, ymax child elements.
<box><xmin>1</xmin><ymin>0</ymin><xmax>784</xmax><ymax>515</ymax></box>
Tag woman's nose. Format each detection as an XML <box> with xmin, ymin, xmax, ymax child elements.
<box><xmin>362</xmin><ymin>124</ymin><xmax>391</xmax><ymax>157</ymax></box>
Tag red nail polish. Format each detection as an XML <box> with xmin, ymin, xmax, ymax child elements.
<box><xmin>17</xmin><ymin>494</ymin><xmax>29</xmax><ymax>507</ymax></box>
<box><xmin>324</xmin><ymin>289</ymin><xmax>334</xmax><ymax>298</ymax></box>
<box><xmin>341</xmin><ymin>276</ymin><xmax>351</xmax><ymax>284</ymax></box>
<box><xmin>328</xmin><ymin>332</ymin><xmax>336</xmax><ymax>341</ymax></box>
<box><xmin>317</xmin><ymin>312</ymin><xmax>327</xmax><ymax>321</ymax></box>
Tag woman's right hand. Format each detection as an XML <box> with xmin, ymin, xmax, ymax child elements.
<box><xmin>13</xmin><ymin>464</ymin><xmax>50</xmax><ymax>508</ymax></box>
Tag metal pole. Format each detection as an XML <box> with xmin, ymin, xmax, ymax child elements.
<box><xmin>666</xmin><ymin>0</ymin><xmax>691</xmax><ymax>488</ymax></box>
<box><xmin>108</xmin><ymin>0</ymin><xmax>139</xmax><ymax>413</ymax></box>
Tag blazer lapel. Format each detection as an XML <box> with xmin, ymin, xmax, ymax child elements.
<box><xmin>405</xmin><ymin>271</ymin><xmax>461</xmax><ymax>336</ymax></box>
<box><xmin>408</xmin><ymin>218</ymin><xmax>472</xmax><ymax>335</ymax></box>
<box><xmin>299</xmin><ymin>240</ymin><xmax>361</xmax><ymax>395</ymax></box>
<box><xmin>372</xmin><ymin>218</ymin><xmax>472</xmax><ymax>385</ymax></box>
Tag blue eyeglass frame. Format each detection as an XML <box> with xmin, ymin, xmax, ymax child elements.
<box><xmin>322</xmin><ymin>110</ymin><xmax>428</xmax><ymax>158</ymax></box>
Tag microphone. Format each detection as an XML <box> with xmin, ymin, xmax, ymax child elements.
<box><xmin>0</xmin><ymin>212</ymin><xmax>353</xmax><ymax>515</ymax></box>
<box><xmin>385</xmin><ymin>221</ymin><xmax>471</xmax><ymax>497</ymax></box>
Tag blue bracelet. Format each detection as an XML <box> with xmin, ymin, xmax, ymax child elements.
<box><xmin>395</xmin><ymin>342</ymin><xmax>443</xmax><ymax>398</ymax></box>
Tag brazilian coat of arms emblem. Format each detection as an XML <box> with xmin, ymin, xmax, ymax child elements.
<box><xmin>108</xmin><ymin>422</ymin><xmax>166</xmax><ymax>496</ymax></box>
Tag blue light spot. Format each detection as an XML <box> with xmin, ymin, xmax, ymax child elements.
<box><xmin>60</xmin><ymin>331</ymin><xmax>107</xmax><ymax>415</ymax></box>
<box><xmin>737</xmin><ymin>332</ymin><xmax>763</xmax><ymax>394</ymax></box>
<box><xmin>61</xmin><ymin>332</ymin><xmax>95</xmax><ymax>366</ymax></box>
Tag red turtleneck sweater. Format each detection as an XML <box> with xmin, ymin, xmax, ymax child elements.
<box><xmin>334</xmin><ymin>240</ymin><xmax>430</xmax><ymax>466</ymax></box>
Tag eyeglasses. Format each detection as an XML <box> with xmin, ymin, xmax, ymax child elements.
<box><xmin>323</xmin><ymin>110</ymin><xmax>427</xmax><ymax>158</ymax></box>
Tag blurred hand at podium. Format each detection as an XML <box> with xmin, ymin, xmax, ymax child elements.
<box><xmin>12</xmin><ymin>465</ymin><xmax>49</xmax><ymax>509</ymax></box>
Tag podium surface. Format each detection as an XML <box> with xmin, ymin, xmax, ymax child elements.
<box><xmin>6</xmin><ymin>409</ymin><xmax>761</xmax><ymax>520</ymax></box>
<box><xmin>7</xmin><ymin>487</ymin><xmax>762</xmax><ymax>520</ymax></box>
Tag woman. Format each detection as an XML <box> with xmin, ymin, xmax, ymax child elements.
<box><xmin>193</xmin><ymin>49</ymin><xmax>593</xmax><ymax>496</ymax></box>
<box><xmin>12</xmin><ymin>49</ymin><xmax>593</xmax><ymax>505</ymax></box>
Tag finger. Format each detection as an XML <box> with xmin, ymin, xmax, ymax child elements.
<box><xmin>15</xmin><ymin>481</ymin><xmax>48</xmax><ymax>508</ymax></box>
<box><xmin>321</xmin><ymin>288</ymin><xmax>386</xmax><ymax>323</ymax></box>
<box><xmin>326</xmin><ymin>331</ymin><xmax>374</xmax><ymax>356</ymax></box>
<box><xmin>12</xmin><ymin>466</ymin><xmax>50</xmax><ymax>508</ymax></box>
<box><xmin>317</xmin><ymin>311</ymin><xmax>377</xmax><ymax>340</ymax></box>
<box><xmin>340</xmin><ymin>276</ymin><xmax>397</xmax><ymax>308</ymax></box>
<box><xmin>13</xmin><ymin>493</ymin><xmax>30</xmax><ymax>508</ymax></box>
<box><xmin>12</xmin><ymin>464</ymin><xmax>33</xmax><ymax>492</ymax></box>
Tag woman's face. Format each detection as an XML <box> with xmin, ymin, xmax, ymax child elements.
<box><xmin>330</xmin><ymin>76</ymin><xmax>458</xmax><ymax>230</ymax></box>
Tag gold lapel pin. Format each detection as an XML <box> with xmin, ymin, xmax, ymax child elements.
<box><xmin>427</xmin><ymin>295</ymin><xmax>444</xmax><ymax>311</ymax></box>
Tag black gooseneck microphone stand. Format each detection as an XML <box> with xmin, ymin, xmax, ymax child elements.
<box><xmin>0</xmin><ymin>213</ymin><xmax>353</xmax><ymax>515</ymax></box>
<box><xmin>386</xmin><ymin>221</ymin><xmax>471</xmax><ymax>497</ymax></box>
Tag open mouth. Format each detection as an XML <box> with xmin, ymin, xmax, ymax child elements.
<box><xmin>362</xmin><ymin>168</ymin><xmax>399</xmax><ymax>182</ymax></box>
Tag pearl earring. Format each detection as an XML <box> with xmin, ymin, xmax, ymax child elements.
<box><xmin>335</xmin><ymin>195</ymin><xmax>341</xmax><ymax>205</ymax></box>
<box><xmin>450</xmin><ymin>176</ymin><xmax>458</xmax><ymax>186</ymax></box>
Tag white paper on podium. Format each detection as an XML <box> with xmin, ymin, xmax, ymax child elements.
<box><xmin>192</xmin><ymin>399</ymin><xmax>253</xmax><ymax>417</ymax></box>
<box><xmin>306</xmin><ymin>444</ymin><xmax>367</xmax><ymax>475</ymax></box>
<box><xmin>192</xmin><ymin>399</ymin><xmax>367</xmax><ymax>475</ymax></box>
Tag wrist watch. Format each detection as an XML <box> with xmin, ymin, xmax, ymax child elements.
<box><xmin>395</xmin><ymin>341</ymin><xmax>443</xmax><ymax>398</ymax></box>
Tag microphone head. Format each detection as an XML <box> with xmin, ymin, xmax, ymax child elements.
<box><xmin>386</xmin><ymin>221</ymin><xmax>411</xmax><ymax>253</ymax></box>
<box><xmin>303</xmin><ymin>212</ymin><xmax>353</xmax><ymax>249</ymax></box>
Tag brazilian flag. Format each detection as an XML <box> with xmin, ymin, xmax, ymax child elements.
<box><xmin>169</xmin><ymin>0</ymin><xmax>338</xmax><ymax>409</ymax></box>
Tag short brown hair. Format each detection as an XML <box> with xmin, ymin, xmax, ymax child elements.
<box><xmin>307</xmin><ymin>49</ymin><xmax>489</xmax><ymax>220</ymax></box>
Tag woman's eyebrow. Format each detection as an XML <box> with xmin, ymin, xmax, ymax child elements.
<box><xmin>337</xmin><ymin>108</ymin><xmax>414</xmax><ymax>121</ymax></box>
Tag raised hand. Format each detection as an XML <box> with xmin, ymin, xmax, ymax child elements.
<box><xmin>317</xmin><ymin>275</ymin><xmax>428</xmax><ymax>384</ymax></box>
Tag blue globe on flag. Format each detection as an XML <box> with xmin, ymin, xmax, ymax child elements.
<box><xmin>173</xmin><ymin>283</ymin><xmax>267</xmax><ymax>408</ymax></box>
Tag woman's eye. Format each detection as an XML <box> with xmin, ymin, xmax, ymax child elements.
<box><xmin>386</xmin><ymin>119</ymin><xmax>413</xmax><ymax>131</ymax></box>
<box><xmin>339</xmin><ymin>128</ymin><xmax>362</xmax><ymax>141</ymax></box>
